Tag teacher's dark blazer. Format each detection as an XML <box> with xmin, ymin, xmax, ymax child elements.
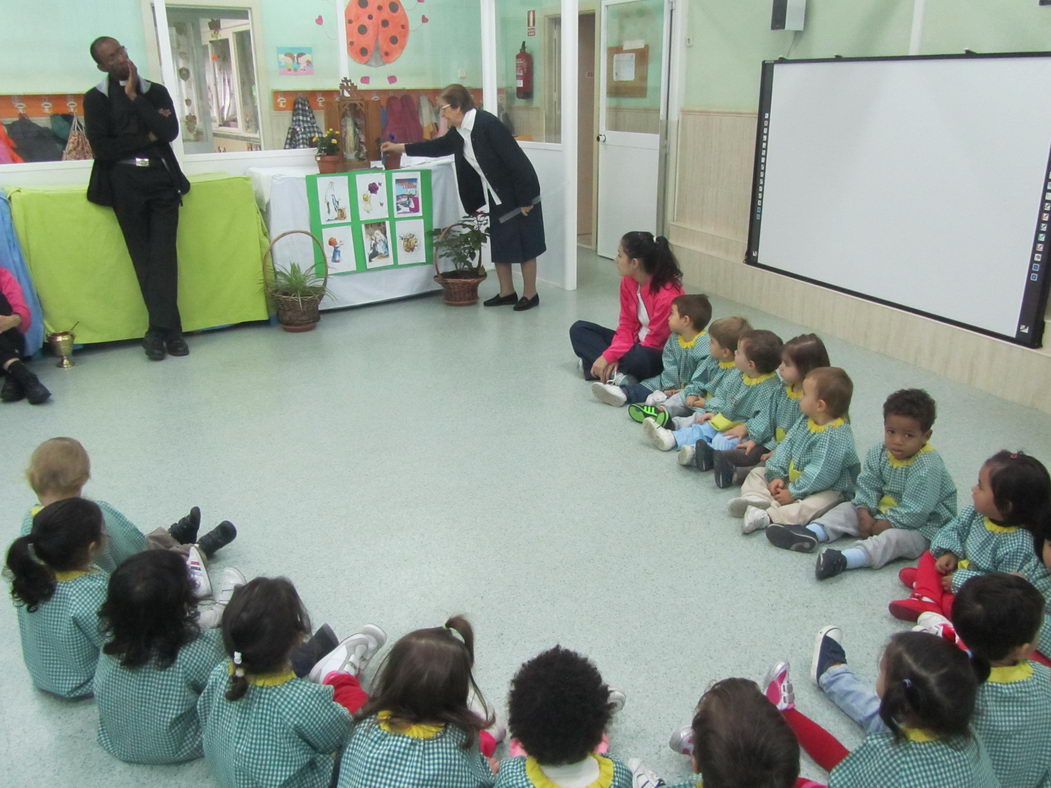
<box><xmin>404</xmin><ymin>109</ymin><xmax>540</xmax><ymax>214</ymax></box>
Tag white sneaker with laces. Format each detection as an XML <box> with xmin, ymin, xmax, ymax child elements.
<box><xmin>610</xmin><ymin>371</ymin><xmax>638</xmax><ymax>387</ymax></box>
<box><xmin>643</xmin><ymin>418</ymin><xmax>676</xmax><ymax>451</ymax></box>
<box><xmin>727</xmin><ymin>494</ymin><xmax>772</xmax><ymax>518</ymax></box>
<box><xmin>592</xmin><ymin>382</ymin><xmax>628</xmax><ymax>406</ymax></box>
<box><xmin>763</xmin><ymin>661</ymin><xmax>795</xmax><ymax>711</ymax></box>
<box><xmin>185</xmin><ymin>545</ymin><xmax>211</xmax><ymax>599</ymax></box>
<box><xmin>608</xmin><ymin>686</ymin><xmax>627</xmax><ymax>713</ymax></box>
<box><xmin>743</xmin><ymin>505</ymin><xmax>772</xmax><ymax>534</ymax></box>
<box><xmin>676</xmin><ymin>445</ymin><xmax>696</xmax><ymax>466</ymax></box>
<box><xmin>627</xmin><ymin>758</ymin><xmax>665</xmax><ymax>788</ymax></box>
<box><xmin>645</xmin><ymin>390</ymin><xmax>668</xmax><ymax>406</ymax></box>
<box><xmin>308</xmin><ymin>624</ymin><xmax>387</xmax><ymax>682</ymax></box>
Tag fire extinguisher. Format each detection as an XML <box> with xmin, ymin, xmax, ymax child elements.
<box><xmin>515</xmin><ymin>42</ymin><xmax>533</xmax><ymax>100</ymax></box>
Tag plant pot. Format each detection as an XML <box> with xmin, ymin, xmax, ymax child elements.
<box><xmin>316</xmin><ymin>154</ymin><xmax>343</xmax><ymax>174</ymax></box>
<box><xmin>434</xmin><ymin>271</ymin><xmax>486</xmax><ymax>306</ymax></box>
<box><xmin>274</xmin><ymin>292</ymin><xmax>323</xmax><ymax>330</ymax></box>
<box><xmin>383</xmin><ymin>151</ymin><xmax>402</xmax><ymax>170</ymax></box>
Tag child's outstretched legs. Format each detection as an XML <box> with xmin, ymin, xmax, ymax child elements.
<box><xmin>764</xmin><ymin>661</ymin><xmax>849</xmax><ymax>774</ymax></box>
<box><xmin>811</xmin><ymin>626</ymin><xmax>886</xmax><ymax>735</ymax></box>
<box><xmin>196</xmin><ymin>567</ymin><xmax>247</xmax><ymax>628</ymax></box>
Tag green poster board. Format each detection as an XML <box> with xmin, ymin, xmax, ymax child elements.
<box><xmin>306</xmin><ymin>169</ymin><xmax>433</xmax><ymax>277</ymax></box>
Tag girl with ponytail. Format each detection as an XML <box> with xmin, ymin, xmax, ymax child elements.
<box><xmin>6</xmin><ymin>497</ymin><xmax>107</xmax><ymax>698</ymax></box>
<box><xmin>570</xmin><ymin>231</ymin><xmax>685</xmax><ymax>384</ymax></box>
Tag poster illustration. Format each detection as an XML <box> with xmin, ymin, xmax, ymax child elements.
<box><xmin>317</xmin><ymin>177</ymin><xmax>350</xmax><ymax>224</ymax></box>
<box><xmin>362</xmin><ymin>221</ymin><xmax>392</xmax><ymax>269</ymax></box>
<box><xmin>324</xmin><ymin>225</ymin><xmax>356</xmax><ymax>274</ymax></box>
<box><xmin>355</xmin><ymin>172</ymin><xmax>388</xmax><ymax>219</ymax></box>
<box><xmin>395</xmin><ymin>219</ymin><xmax>427</xmax><ymax>265</ymax></box>
<box><xmin>277</xmin><ymin>47</ymin><xmax>314</xmax><ymax>75</ymax></box>
<box><xmin>393</xmin><ymin>172</ymin><xmax>423</xmax><ymax>217</ymax></box>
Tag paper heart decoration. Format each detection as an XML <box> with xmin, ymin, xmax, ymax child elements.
<box><xmin>422</xmin><ymin>15</ymin><xmax>429</xmax><ymax>22</ymax></box>
<box><xmin>387</xmin><ymin>75</ymin><xmax>398</xmax><ymax>84</ymax></box>
<box><xmin>314</xmin><ymin>15</ymin><xmax>323</xmax><ymax>24</ymax></box>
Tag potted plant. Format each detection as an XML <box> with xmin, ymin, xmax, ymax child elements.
<box><xmin>431</xmin><ymin>212</ymin><xmax>490</xmax><ymax>306</ymax></box>
<box><xmin>312</xmin><ymin>128</ymin><xmax>342</xmax><ymax>173</ymax></box>
<box><xmin>262</xmin><ymin>230</ymin><xmax>329</xmax><ymax>331</ymax></box>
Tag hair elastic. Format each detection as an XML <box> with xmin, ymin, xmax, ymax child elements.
<box><xmin>902</xmin><ymin>678</ymin><xmax>913</xmax><ymax>689</ymax></box>
<box><xmin>443</xmin><ymin>625</ymin><xmax>466</xmax><ymax>645</ymax></box>
<box><xmin>232</xmin><ymin>650</ymin><xmax>245</xmax><ymax>677</ymax></box>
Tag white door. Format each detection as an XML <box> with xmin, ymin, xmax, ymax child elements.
<box><xmin>596</xmin><ymin>0</ymin><xmax>670</xmax><ymax>259</ymax></box>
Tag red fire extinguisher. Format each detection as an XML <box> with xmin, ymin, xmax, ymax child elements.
<box><xmin>515</xmin><ymin>42</ymin><xmax>533</xmax><ymax>100</ymax></box>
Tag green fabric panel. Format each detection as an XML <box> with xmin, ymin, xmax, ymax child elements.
<box><xmin>6</xmin><ymin>173</ymin><xmax>270</xmax><ymax>344</ymax></box>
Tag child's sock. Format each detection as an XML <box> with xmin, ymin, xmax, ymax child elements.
<box><xmin>841</xmin><ymin>548</ymin><xmax>870</xmax><ymax>570</ymax></box>
<box><xmin>805</xmin><ymin>523</ymin><xmax>829</xmax><ymax>542</ymax></box>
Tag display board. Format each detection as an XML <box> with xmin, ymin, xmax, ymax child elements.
<box><xmin>306</xmin><ymin>169</ymin><xmax>433</xmax><ymax>277</ymax></box>
<box><xmin>747</xmin><ymin>53</ymin><xmax>1051</xmax><ymax>347</ymax></box>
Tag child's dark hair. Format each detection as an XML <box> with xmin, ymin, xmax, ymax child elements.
<box><xmin>99</xmin><ymin>550</ymin><xmax>200</xmax><ymax>669</ymax></box>
<box><xmin>739</xmin><ymin>330</ymin><xmax>783</xmax><ymax>375</ymax></box>
<box><xmin>983</xmin><ymin>451</ymin><xmax>1051</xmax><ymax>534</ymax></box>
<box><xmin>781</xmin><ymin>334</ymin><xmax>830</xmax><ymax>381</ymax></box>
<box><xmin>878</xmin><ymin>631</ymin><xmax>981</xmax><ymax>742</ymax></box>
<box><xmin>804</xmin><ymin>367</ymin><xmax>853</xmax><ymax>419</ymax></box>
<box><xmin>953</xmin><ymin>573</ymin><xmax>1044</xmax><ymax>682</ymax></box>
<box><xmin>620</xmin><ymin>231</ymin><xmax>683</xmax><ymax>295</ymax></box>
<box><xmin>671</xmin><ymin>294</ymin><xmax>712</xmax><ymax>332</ymax></box>
<box><xmin>356</xmin><ymin>615</ymin><xmax>490</xmax><ymax>749</ymax></box>
<box><xmin>222</xmin><ymin>577</ymin><xmax>311</xmax><ymax>701</ymax></box>
<box><xmin>507</xmin><ymin>646</ymin><xmax>616</xmax><ymax>766</ymax></box>
<box><xmin>6</xmin><ymin>498</ymin><xmax>103</xmax><ymax>613</ymax></box>
<box><xmin>883</xmin><ymin>389</ymin><xmax>936</xmax><ymax>433</ymax></box>
<box><xmin>691</xmin><ymin>678</ymin><xmax>800</xmax><ymax>788</ymax></box>
<box><xmin>709</xmin><ymin>317</ymin><xmax>753</xmax><ymax>353</ymax></box>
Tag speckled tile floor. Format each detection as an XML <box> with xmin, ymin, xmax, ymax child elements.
<box><xmin>3</xmin><ymin>248</ymin><xmax>1050</xmax><ymax>787</ymax></box>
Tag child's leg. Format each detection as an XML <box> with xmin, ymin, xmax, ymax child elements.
<box><xmin>740</xmin><ymin>466</ymin><xmax>774</xmax><ymax>501</ymax></box>
<box><xmin>911</xmin><ymin>551</ymin><xmax>946</xmax><ymax>604</ymax></box>
<box><xmin>852</xmin><ymin>529</ymin><xmax>929</xmax><ymax>570</ymax></box>
<box><xmin>569</xmin><ymin>321</ymin><xmax>615</xmax><ymax>377</ymax></box>
<box><xmin>710</xmin><ymin>431</ymin><xmax>740</xmax><ymax>451</ymax></box>
<box><xmin>888</xmin><ymin>551</ymin><xmax>945</xmax><ymax>620</ymax></box>
<box><xmin>817</xmin><ymin>665</ymin><xmax>887</xmax><ymax>735</ymax></box>
<box><xmin>810</xmin><ymin>503</ymin><xmax>860</xmax><ymax>543</ymax></box>
<box><xmin>767</xmin><ymin>492</ymin><xmax>843</xmax><ymax>526</ymax></box>
<box><xmin>781</xmin><ymin>708</ymin><xmax>850</xmax><ymax>773</ymax></box>
<box><xmin>660</xmin><ymin>391</ymin><xmax>693</xmax><ymax>417</ymax></box>
<box><xmin>323</xmin><ymin>672</ymin><xmax>369</xmax><ymax>714</ymax></box>
<box><xmin>621</xmin><ymin>383</ymin><xmax>654</xmax><ymax>404</ymax></box>
<box><xmin>144</xmin><ymin>528</ymin><xmax>191</xmax><ymax>556</ymax></box>
<box><xmin>671</xmin><ymin>422</ymin><xmax>708</xmax><ymax>449</ymax></box>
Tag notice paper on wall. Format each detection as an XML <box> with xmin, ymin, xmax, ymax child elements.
<box><xmin>613</xmin><ymin>53</ymin><xmax>636</xmax><ymax>82</ymax></box>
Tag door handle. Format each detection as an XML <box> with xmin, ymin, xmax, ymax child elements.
<box><xmin>596</xmin><ymin>134</ymin><xmax>606</xmax><ymax>143</ymax></box>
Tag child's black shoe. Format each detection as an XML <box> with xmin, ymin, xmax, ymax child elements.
<box><xmin>767</xmin><ymin>523</ymin><xmax>818</xmax><ymax>553</ymax></box>
<box><xmin>198</xmin><ymin>520</ymin><xmax>237</xmax><ymax>558</ymax></box>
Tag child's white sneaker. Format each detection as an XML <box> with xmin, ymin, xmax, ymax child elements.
<box><xmin>668</xmin><ymin>724</ymin><xmax>694</xmax><ymax>755</ymax></box>
<box><xmin>742</xmin><ymin>506</ymin><xmax>772</xmax><ymax>534</ymax></box>
<box><xmin>185</xmin><ymin>545</ymin><xmax>211</xmax><ymax>599</ymax></box>
<box><xmin>763</xmin><ymin>661</ymin><xmax>795</xmax><ymax>711</ymax></box>
<box><xmin>591</xmin><ymin>382</ymin><xmax>627</xmax><ymax>407</ymax></box>
<box><xmin>608</xmin><ymin>686</ymin><xmax>627</xmax><ymax>713</ymax></box>
<box><xmin>727</xmin><ymin>494</ymin><xmax>771</xmax><ymax>518</ymax></box>
<box><xmin>308</xmin><ymin>624</ymin><xmax>387</xmax><ymax>682</ymax></box>
<box><xmin>645</xmin><ymin>390</ymin><xmax>668</xmax><ymax>406</ymax></box>
<box><xmin>643</xmin><ymin>417</ymin><xmax>676</xmax><ymax>451</ymax></box>
<box><xmin>627</xmin><ymin>758</ymin><xmax>665</xmax><ymax>788</ymax></box>
<box><xmin>610</xmin><ymin>371</ymin><xmax>638</xmax><ymax>387</ymax></box>
<box><xmin>677</xmin><ymin>445</ymin><xmax>696</xmax><ymax>466</ymax></box>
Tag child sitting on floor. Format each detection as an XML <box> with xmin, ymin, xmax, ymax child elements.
<box><xmin>198</xmin><ymin>577</ymin><xmax>385</xmax><ymax>787</ymax></box>
<box><xmin>666</xmin><ymin>677</ymin><xmax>822</xmax><ymax>788</ymax></box>
<box><xmin>6</xmin><ymin>498</ymin><xmax>108</xmax><ymax>698</ymax></box>
<box><xmin>766</xmin><ymin>389</ymin><xmax>957</xmax><ymax>581</ymax></box>
<box><xmin>496</xmin><ymin>645</ymin><xmax>632</xmax><ymax>788</ymax></box>
<box><xmin>591</xmin><ymin>294</ymin><xmax>712</xmax><ymax>411</ymax></box>
<box><xmin>642</xmin><ymin>330</ymin><xmax>782</xmax><ymax>469</ymax></box>
<box><xmin>728</xmin><ymin>367</ymin><xmax>860</xmax><ymax>536</ymax></box>
<box><xmin>889</xmin><ymin>450</ymin><xmax>1049</xmax><ymax>621</ymax></box>
<box><xmin>778</xmin><ymin>630</ymin><xmax>996</xmax><ymax>786</ymax></box>
<box><xmin>20</xmin><ymin>437</ymin><xmax>236</xmax><ymax>595</ymax></box>
<box><xmin>712</xmin><ymin>334</ymin><xmax>829</xmax><ymax>489</ymax></box>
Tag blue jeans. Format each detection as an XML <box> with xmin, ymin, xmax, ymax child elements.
<box><xmin>818</xmin><ymin>664</ymin><xmax>887</xmax><ymax>735</ymax></box>
<box><xmin>569</xmin><ymin>321</ymin><xmax>664</xmax><ymax>381</ymax></box>
<box><xmin>672</xmin><ymin>421</ymin><xmax>718</xmax><ymax>449</ymax></box>
<box><xmin>620</xmin><ymin>383</ymin><xmax>655</xmax><ymax>404</ymax></box>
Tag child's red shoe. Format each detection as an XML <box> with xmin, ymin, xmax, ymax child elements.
<box><xmin>898</xmin><ymin>566</ymin><xmax>918</xmax><ymax>589</ymax></box>
<box><xmin>888</xmin><ymin>595</ymin><xmax>940</xmax><ymax>622</ymax></box>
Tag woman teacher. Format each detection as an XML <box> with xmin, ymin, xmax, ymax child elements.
<box><xmin>381</xmin><ymin>84</ymin><xmax>545</xmax><ymax>311</ymax></box>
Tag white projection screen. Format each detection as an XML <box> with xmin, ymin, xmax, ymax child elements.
<box><xmin>747</xmin><ymin>54</ymin><xmax>1051</xmax><ymax>347</ymax></box>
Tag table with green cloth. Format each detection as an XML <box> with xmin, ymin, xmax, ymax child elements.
<box><xmin>4</xmin><ymin>173</ymin><xmax>270</xmax><ymax>344</ymax></box>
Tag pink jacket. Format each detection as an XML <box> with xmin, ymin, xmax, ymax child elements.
<box><xmin>0</xmin><ymin>266</ymin><xmax>31</xmax><ymax>333</ymax></box>
<box><xmin>604</xmin><ymin>275</ymin><xmax>685</xmax><ymax>362</ymax></box>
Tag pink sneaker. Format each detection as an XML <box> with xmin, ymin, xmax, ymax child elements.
<box><xmin>763</xmin><ymin>661</ymin><xmax>795</xmax><ymax>711</ymax></box>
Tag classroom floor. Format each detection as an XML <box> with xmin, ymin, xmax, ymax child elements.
<box><xmin>3</xmin><ymin>247</ymin><xmax>1051</xmax><ymax>787</ymax></box>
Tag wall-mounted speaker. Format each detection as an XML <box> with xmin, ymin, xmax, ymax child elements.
<box><xmin>772</xmin><ymin>0</ymin><xmax>806</xmax><ymax>31</ymax></box>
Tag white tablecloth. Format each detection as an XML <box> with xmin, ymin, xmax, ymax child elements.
<box><xmin>247</xmin><ymin>157</ymin><xmax>462</xmax><ymax>310</ymax></box>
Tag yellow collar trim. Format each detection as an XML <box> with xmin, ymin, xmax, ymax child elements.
<box><xmin>678</xmin><ymin>329</ymin><xmax>705</xmax><ymax>348</ymax></box>
<box><xmin>524</xmin><ymin>755</ymin><xmax>613</xmax><ymax>788</ymax></box>
<box><xmin>984</xmin><ymin>517</ymin><xmax>1017</xmax><ymax>534</ymax></box>
<box><xmin>887</xmin><ymin>443</ymin><xmax>933</xmax><ymax>468</ymax></box>
<box><xmin>785</xmin><ymin>384</ymin><xmax>802</xmax><ymax>400</ymax></box>
<box><xmin>718</xmin><ymin>360</ymin><xmax>736</xmax><ymax>369</ymax></box>
<box><xmin>807</xmin><ymin>417</ymin><xmax>845</xmax><ymax>433</ymax></box>
<box><xmin>377</xmin><ymin>710</ymin><xmax>445</xmax><ymax>738</ymax></box>
<box><xmin>54</xmin><ymin>569</ymin><xmax>95</xmax><ymax>582</ymax></box>
<box><xmin>743</xmin><ymin>372</ymin><xmax>777</xmax><ymax>386</ymax></box>
<box><xmin>988</xmin><ymin>662</ymin><xmax>1034</xmax><ymax>684</ymax></box>
<box><xmin>902</xmin><ymin>727</ymin><xmax>938</xmax><ymax>743</ymax></box>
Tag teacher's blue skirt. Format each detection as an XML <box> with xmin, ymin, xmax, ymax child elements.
<box><xmin>489</xmin><ymin>198</ymin><xmax>546</xmax><ymax>264</ymax></box>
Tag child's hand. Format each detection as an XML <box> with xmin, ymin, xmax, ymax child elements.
<box><xmin>725</xmin><ymin>424</ymin><xmax>748</xmax><ymax>439</ymax></box>
<box><xmin>591</xmin><ymin>356</ymin><xmax>613</xmax><ymax>381</ymax></box>
<box><xmin>486</xmin><ymin>755</ymin><xmax>501</xmax><ymax>774</ymax></box>
<box><xmin>686</xmin><ymin>395</ymin><xmax>705</xmax><ymax>408</ymax></box>
<box><xmin>696</xmin><ymin>412</ymin><xmax>714</xmax><ymax>423</ymax></box>
<box><xmin>739</xmin><ymin>440</ymin><xmax>757</xmax><ymax>453</ymax></box>
<box><xmin>940</xmin><ymin>572</ymin><xmax>955</xmax><ymax>591</ymax></box>
<box><xmin>773</xmin><ymin>487</ymin><xmax>795</xmax><ymax>505</ymax></box>
<box><xmin>760</xmin><ymin>451</ymin><xmax>772</xmax><ymax>461</ymax></box>
<box><xmin>768</xmin><ymin>478</ymin><xmax>786</xmax><ymax>496</ymax></box>
<box><xmin>870</xmin><ymin>519</ymin><xmax>893</xmax><ymax>536</ymax></box>
<box><xmin>935</xmin><ymin>553</ymin><xmax>958</xmax><ymax>574</ymax></box>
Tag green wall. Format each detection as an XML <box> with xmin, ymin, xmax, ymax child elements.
<box><xmin>684</xmin><ymin>0</ymin><xmax>1051</xmax><ymax>111</ymax></box>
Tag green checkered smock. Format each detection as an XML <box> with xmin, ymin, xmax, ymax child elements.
<box><xmin>95</xmin><ymin>627</ymin><xmax>226</xmax><ymax>764</ymax></box>
<box><xmin>337</xmin><ymin>714</ymin><xmax>495</xmax><ymax>787</ymax></box>
<box><xmin>683</xmin><ymin>358</ymin><xmax>737</xmax><ymax>399</ymax></box>
<box><xmin>974</xmin><ymin>662</ymin><xmax>1051</xmax><ymax>787</ymax></box>
<box><xmin>930</xmin><ymin>505</ymin><xmax>1046</xmax><ymax>593</ymax></box>
<box><xmin>703</xmin><ymin>371</ymin><xmax>781</xmax><ymax>432</ymax></box>
<box><xmin>765</xmin><ymin>418</ymin><xmax>860</xmax><ymax>499</ymax></box>
<box><xmin>852</xmin><ymin>444</ymin><xmax>957</xmax><ymax>541</ymax></box>
<box><xmin>639</xmin><ymin>331</ymin><xmax>711</xmax><ymax>393</ymax></box>
<box><xmin>493</xmin><ymin>754</ymin><xmax>633</xmax><ymax>787</ymax></box>
<box><xmin>15</xmin><ymin>568</ymin><xmax>108</xmax><ymax>698</ymax></box>
<box><xmin>747</xmin><ymin>383</ymin><xmax>804</xmax><ymax>448</ymax></box>
<box><xmin>21</xmin><ymin>499</ymin><xmax>146</xmax><ymax>574</ymax></box>
<box><xmin>829</xmin><ymin>730</ymin><xmax>998</xmax><ymax>787</ymax></box>
<box><xmin>1029</xmin><ymin>573</ymin><xmax>1051</xmax><ymax>657</ymax></box>
<box><xmin>198</xmin><ymin>662</ymin><xmax>352</xmax><ymax>788</ymax></box>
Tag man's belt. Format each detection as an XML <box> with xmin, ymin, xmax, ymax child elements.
<box><xmin>117</xmin><ymin>157</ymin><xmax>161</xmax><ymax>167</ymax></box>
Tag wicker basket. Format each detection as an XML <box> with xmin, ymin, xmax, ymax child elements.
<box><xmin>433</xmin><ymin>222</ymin><xmax>487</xmax><ymax>306</ymax></box>
<box><xmin>263</xmin><ymin>230</ymin><xmax>329</xmax><ymax>331</ymax></box>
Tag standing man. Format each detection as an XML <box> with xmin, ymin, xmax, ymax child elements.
<box><xmin>84</xmin><ymin>37</ymin><xmax>191</xmax><ymax>360</ymax></box>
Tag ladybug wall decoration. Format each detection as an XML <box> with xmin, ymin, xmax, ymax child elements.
<box><xmin>345</xmin><ymin>0</ymin><xmax>410</xmax><ymax>66</ymax></box>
